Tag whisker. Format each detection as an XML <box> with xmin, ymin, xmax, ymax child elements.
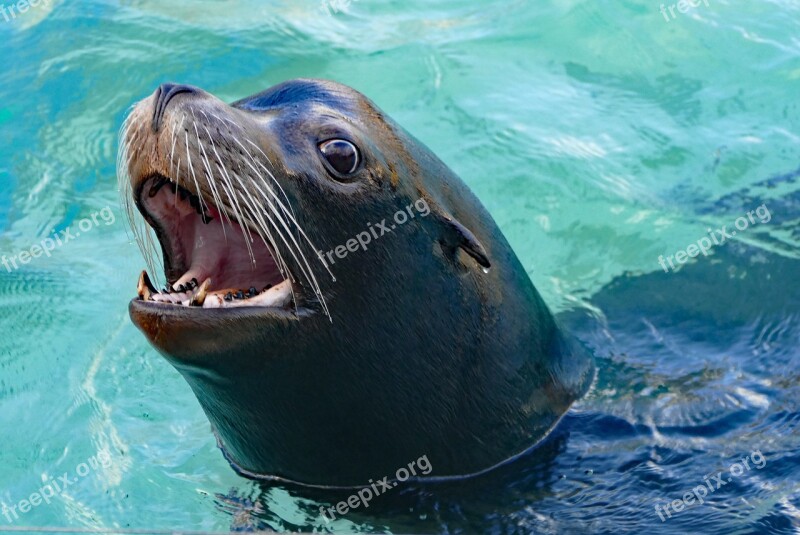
<box><xmin>223</xmin><ymin>170</ymin><xmax>309</xmax><ymax>315</ymax></box>
<box><xmin>234</xmin><ymin>138</ymin><xmax>335</xmax><ymax>306</ymax></box>
<box><xmin>193</xmin><ymin>122</ymin><xmax>229</xmax><ymax>241</ymax></box>
<box><xmin>244</xmin><ymin>139</ymin><xmax>298</xmax><ymax>222</ymax></box>
<box><xmin>225</xmin><ymin>167</ymin><xmax>299</xmax><ymax>282</ymax></box>
<box><xmin>234</xmin><ymin>144</ymin><xmax>331</xmax><ymax>317</ymax></box>
<box><xmin>199</xmin><ymin>124</ymin><xmax>237</xmax><ymax>232</ymax></box>
<box><xmin>249</xmin><ymin>155</ymin><xmax>335</xmax><ymax>286</ymax></box>
<box><xmin>215</xmin><ymin>164</ymin><xmax>262</xmax><ymax>256</ymax></box>
<box><xmin>208</xmin><ymin>111</ymin><xmax>240</xmax><ymax>130</ymax></box>
<box><xmin>201</xmin><ymin>115</ymin><xmax>289</xmax><ymax>276</ymax></box>
<box><xmin>170</xmin><ymin>116</ymin><xmax>184</xmax><ymax>207</ymax></box>
<box><xmin>184</xmin><ymin>130</ymin><xmax>207</xmax><ymax>213</ymax></box>
<box><xmin>117</xmin><ymin>112</ymin><xmax>164</xmax><ymax>284</ymax></box>
<box><xmin>182</xmin><ymin>128</ymin><xmax>244</xmax><ymax>273</ymax></box>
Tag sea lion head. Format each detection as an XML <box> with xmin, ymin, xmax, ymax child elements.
<box><xmin>120</xmin><ymin>79</ymin><xmax>594</xmax><ymax>487</ymax></box>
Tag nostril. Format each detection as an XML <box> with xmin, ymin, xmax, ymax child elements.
<box><xmin>152</xmin><ymin>83</ymin><xmax>197</xmax><ymax>133</ymax></box>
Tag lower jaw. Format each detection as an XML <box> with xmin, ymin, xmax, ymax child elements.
<box><xmin>128</xmin><ymin>296</ymin><xmax>303</xmax><ymax>368</ymax></box>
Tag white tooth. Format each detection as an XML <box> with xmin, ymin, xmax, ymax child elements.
<box><xmin>199</xmin><ymin>280</ymin><xmax>292</xmax><ymax>309</ymax></box>
<box><xmin>216</xmin><ymin>280</ymin><xmax>292</xmax><ymax>308</ymax></box>
<box><xmin>154</xmin><ymin>293</ymin><xmax>182</xmax><ymax>304</ymax></box>
<box><xmin>202</xmin><ymin>294</ymin><xmax>225</xmax><ymax>309</ymax></box>
<box><xmin>248</xmin><ymin>280</ymin><xmax>292</xmax><ymax>308</ymax></box>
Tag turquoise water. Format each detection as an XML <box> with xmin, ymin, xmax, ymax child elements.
<box><xmin>1</xmin><ymin>0</ymin><xmax>799</xmax><ymax>533</ymax></box>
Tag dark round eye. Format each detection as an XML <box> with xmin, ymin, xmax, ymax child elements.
<box><xmin>319</xmin><ymin>139</ymin><xmax>360</xmax><ymax>176</ymax></box>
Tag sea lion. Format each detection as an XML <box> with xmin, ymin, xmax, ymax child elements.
<box><xmin>118</xmin><ymin>79</ymin><xmax>595</xmax><ymax>488</ymax></box>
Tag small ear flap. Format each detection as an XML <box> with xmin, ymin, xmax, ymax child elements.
<box><xmin>443</xmin><ymin>216</ymin><xmax>491</xmax><ymax>269</ymax></box>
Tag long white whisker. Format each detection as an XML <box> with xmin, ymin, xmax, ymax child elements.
<box><xmin>239</xmin><ymin>162</ymin><xmax>330</xmax><ymax>316</ymax></box>
<box><xmin>169</xmin><ymin>116</ymin><xmax>185</xmax><ymax>208</ymax></box>
<box><xmin>249</xmin><ymin>155</ymin><xmax>335</xmax><ymax>284</ymax></box>
<box><xmin>184</xmin><ymin>127</ymin><xmax>242</xmax><ymax>273</ymax></box>
<box><xmin>231</xmin><ymin>137</ymin><xmax>332</xmax><ymax>315</ymax></box>
<box><xmin>193</xmin><ymin>122</ymin><xmax>229</xmax><ymax>242</ymax></box>
<box><xmin>117</xmin><ymin>112</ymin><xmax>163</xmax><ymax>284</ymax></box>
<box><xmin>215</xmin><ymin>164</ymin><xmax>262</xmax><ymax>256</ymax></box>
<box><xmin>236</xmin><ymin>138</ymin><xmax>327</xmax><ymax>262</ymax></box>
<box><xmin>201</xmin><ymin>116</ymin><xmax>286</xmax><ymax>274</ymax></box>
<box><xmin>200</xmin><ymin>125</ymin><xmax>237</xmax><ymax>230</ymax></box>
<box><xmin>184</xmin><ymin>130</ymin><xmax>209</xmax><ymax>214</ymax></box>
<box><xmin>209</xmin><ymin>111</ymin><xmax>240</xmax><ymax>130</ymax></box>
<box><xmin>245</xmin><ymin>138</ymin><xmax>297</xmax><ymax>221</ymax></box>
<box><xmin>235</xmin><ymin>139</ymin><xmax>335</xmax><ymax>294</ymax></box>
<box><xmin>223</xmin><ymin>172</ymin><xmax>309</xmax><ymax>315</ymax></box>
<box><xmin>225</xmin><ymin>169</ymin><xmax>300</xmax><ymax>282</ymax></box>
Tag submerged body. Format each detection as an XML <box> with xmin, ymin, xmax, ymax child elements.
<box><xmin>120</xmin><ymin>79</ymin><xmax>594</xmax><ymax>487</ymax></box>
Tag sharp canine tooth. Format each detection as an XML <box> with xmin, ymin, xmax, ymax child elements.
<box><xmin>137</xmin><ymin>271</ymin><xmax>156</xmax><ymax>301</ymax></box>
<box><xmin>190</xmin><ymin>279</ymin><xmax>211</xmax><ymax>307</ymax></box>
<box><xmin>153</xmin><ymin>293</ymin><xmax>179</xmax><ymax>304</ymax></box>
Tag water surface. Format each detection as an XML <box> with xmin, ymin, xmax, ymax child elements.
<box><xmin>0</xmin><ymin>0</ymin><xmax>799</xmax><ymax>533</ymax></box>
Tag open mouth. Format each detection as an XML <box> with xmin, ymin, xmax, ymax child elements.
<box><xmin>134</xmin><ymin>174</ymin><xmax>295</xmax><ymax>310</ymax></box>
